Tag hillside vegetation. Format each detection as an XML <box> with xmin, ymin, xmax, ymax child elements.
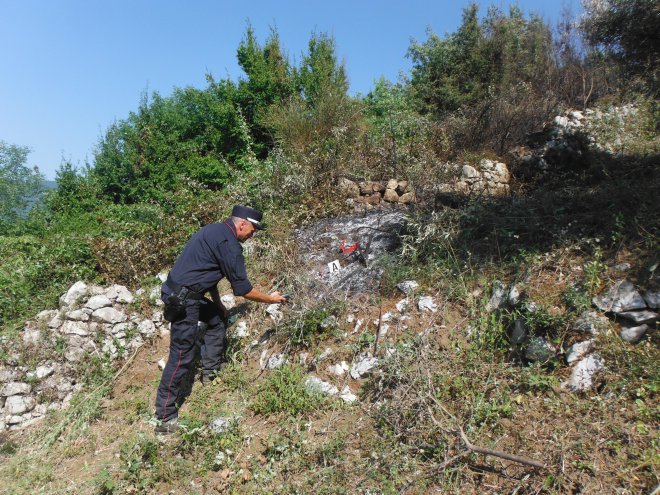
<box><xmin>0</xmin><ymin>2</ymin><xmax>658</xmax><ymax>494</ymax></box>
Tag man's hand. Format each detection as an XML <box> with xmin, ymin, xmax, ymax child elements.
<box><xmin>270</xmin><ymin>291</ymin><xmax>288</xmax><ymax>304</ymax></box>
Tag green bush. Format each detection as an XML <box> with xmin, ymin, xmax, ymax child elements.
<box><xmin>251</xmin><ymin>365</ymin><xmax>325</xmax><ymax>416</ymax></box>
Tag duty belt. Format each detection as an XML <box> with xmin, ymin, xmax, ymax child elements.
<box><xmin>165</xmin><ymin>274</ymin><xmax>204</xmax><ymax>300</ymax></box>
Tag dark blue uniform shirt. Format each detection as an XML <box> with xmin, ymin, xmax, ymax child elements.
<box><xmin>168</xmin><ymin>221</ymin><xmax>253</xmax><ymax>296</ymax></box>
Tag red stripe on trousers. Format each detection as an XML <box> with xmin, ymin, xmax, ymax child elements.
<box><xmin>164</xmin><ymin>350</ymin><xmax>183</xmax><ymax>420</ymax></box>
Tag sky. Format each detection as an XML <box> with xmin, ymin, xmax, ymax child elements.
<box><xmin>1</xmin><ymin>0</ymin><xmax>582</xmax><ymax>180</ymax></box>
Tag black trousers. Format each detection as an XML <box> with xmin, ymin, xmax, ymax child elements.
<box><xmin>155</xmin><ymin>288</ymin><xmax>226</xmax><ymax>422</ymax></box>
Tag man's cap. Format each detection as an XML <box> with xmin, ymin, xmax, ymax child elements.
<box><xmin>232</xmin><ymin>205</ymin><xmax>265</xmax><ymax>230</ymax></box>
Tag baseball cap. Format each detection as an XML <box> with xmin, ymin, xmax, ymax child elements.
<box><xmin>231</xmin><ymin>205</ymin><xmax>265</xmax><ymax>230</ymax></box>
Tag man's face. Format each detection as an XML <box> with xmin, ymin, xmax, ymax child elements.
<box><xmin>236</xmin><ymin>219</ymin><xmax>256</xmax><ymax>242</ymax></box>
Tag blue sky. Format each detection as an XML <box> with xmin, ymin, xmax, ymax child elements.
<box><xmin>1</xmin><ymin>0</ymin><xmax>581</xmax><ymax>180</ymax></box>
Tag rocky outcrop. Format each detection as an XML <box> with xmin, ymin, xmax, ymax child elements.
<box><xmin>0</xmin><ymin>281</ymin><xmax>164</xmax><ymax>431</ymax></box>
<box><xmin>338</xmin><ymin>178</ymin><xmax>415</xmax><ymax>210</ymax></box>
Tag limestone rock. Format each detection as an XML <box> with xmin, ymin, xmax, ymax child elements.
<box><xmin>85</xmin><ymin>295</ymin><xmax>112</xmax><ymax>310</ymax></box>
<box><xmin>617</xmin><ymin>310</ymin><xmax>658</xmax><ymax>325</ymax></box>
<box><xmin>566</xmin><ymin>340</ymin><xmax>594</xmax><ymax>364</ymax></box>
<box><xmin>593</xmin><ymin>280</ymin><xmax>647</xmax><ymax>313</ymax></box>
<box><xmin>418</xmin><ymin>296</ymin><xmax>437</xmax><ymax>312</ymax></box>
<box><xmin>563</xmin><ymin>354</ymin><xmax>604</xmax><ymax>392</ymax></box>
<box><xmin>221</xmin><ymin>294</ymin><xmax>236</xmax><ymax>309</ymax></box>
<box><xmin>59</xmin><ymin>320</ymin><xmax>90</xmax><ymax>336</ymax></box>
<box><xmin>1</xmin><ymin>382</ymin><xmax>31</xmax><ymax>396</ymax></box>
<box><xmin>350</xmin><ymin>353</ymin><xmax>378</xmax><ymax>379</ymax></box>
<box><xmin>486</xmin><ymin>281</ymin><xmax>507</xmax><ymax>312</ymax></box>
<box><xmin>572</xmin><ymin>311</ymin><xmax>610</xmax><ymax>335</ymax></box>
<box><xmin>22</xmin><ymin>328</ymin><xmax>42</xmax><ymax>346</ymax></box>
<box><xmin>5</xmin><ymin>395</ymin><xmax>36</xmax><ymax>415</ymax></box>
<box><xmin>620</xmin><ymin>324</ymin><xmax>649</xmax><ymax>344</ymax></box>
<box><xmin>60</xmin><ymin>281</ymin><xmax>88</xmax><ymax>307</ymax></box>
<box><xmin>642</xmin><ymin>291</ymin><xmax>659</xmax><ymax>309</ymax></box>
<box><xmin>106</xmin><ymin>284</ymin><xmax>133</xmax><ymax>304</ymax></box>
<box><xmin>305</xmin><ymin>376</ymin><xmax>339</xmax><ymax>396</ymax></box>
<box><xmin>92</xmin><ymin>307</ymin><xmax>127</xmax><ymax>324</ymax></box>
<box><xmin>396</xmin><ymin>280</ymin><xmax>419</xmax><ymax>294</ymax></box>
<box><xmin>138</xmin><ymin>319</ymin><xmax>156</xmax><ymax>337</ymax></box>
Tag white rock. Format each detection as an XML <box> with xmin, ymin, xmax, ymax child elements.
<box><xmin>234</xmin><ymin>321</ymin><xmax>249</xmax><ymax>338</ymax></box>
<box><xmin>5</xmin><ymin>395</ymin><xmax>36</xmax><ymax>415</ymax></box>
<box><xmin>563</xmin><ymin>354</ymin><xmax>604</xmax><ymax>391</ymax></box>
<box><xmin>353</xmin><ymin>319</ymin><xmax>363</xmax><ymax>333</ymax></box>
<box><xmin>643</xmin><ymin>291</ymin><xmax>660</xmax><ymax>309</ymax></box>
<box><xmin>267</xmin><ymin>354</ymin><xmax>287</xmax><ymax>369</ymax></box>
<box><xmin>486</xmin><ymin>281</ymin><xmax>507</xmax><ymax>312</ymax></box>
<box><xmin>620</xmin><ymin>324</ymin><xmax>649</xmax><ymax>344</ymax></box>
<box><xmin>158</xmin><ymin>358</ymin><xmax>166</xmax><ymax>370</ymax></box>
<box><xmin>64</xmin><ymin>346</ymin><xmax>86</xmax><ymax>362</ymax></box>
<box><xmin>59</xmin><ymin>320</ymin><xmax>89</xmax><ymax>336</ymax></box>
<box><xmin>316</xmin><ymin>348</ymin><xmax>334</xmax><ymax>363</ymax></box>
<box><xmin>346</xmin><ymin>314</ymin><xmax>355</xmax><ymax>323</ymax></box>
<box><xmin>418</xmin><ymin>296</ymin><xmax>438</xmax><ymax>312</ymax></box>
<box><xmin>138</xmin><ymin>319</ymin><xmax>156</xmax><ymax>337</ymax></box>
<box><xmin>397</xmin><ymin>281</ymin><xmax>419</xmax><ymax>294</ymax></box>
<box><xmin>593</xmin><ymin>280</ymin><xmax>647</xmax><ymax>313</ymax></box>
<box><xmin>48</xmin><ymin>314</ymin><xmax>64</xmax><ymax>329</ymax></box>
<box><xmin>106</xmin><ymin>284</ymin><xmax>133</xmax><ymax>304</ymax></box>
<box><xmin>157</xmin><ymin>271</ymin><xmax>168</xmax><ymax>283</ymax></box>
<box><xmin>149</xmin><ymin>286</ymin><xmax>162</xmax><ymax>306</ymax></box>
<box><xmin>36</xmin><ymin>310</ymin><xmax>57</xmax><ymax>321</ymax></box>
<box><xmin>60</xmin><ymin>281</ymin><xmax>88</xmax><ymax>307</ymax></box>
<box><xmin>572</xmin><ymin>311</ymin><xmax>610</xmax><ymax>335</ymax></box>
<box><xmin>35</xmin><ymin>365</ymin><xmax>55</xmax><ymax>379</ymax></box>
<box><xmin>22</xmin><ymin>328</ymin><xmax>42</xmax><ymax>346</ymax></box>
<box><xmin>396</xmin><ymin>299</ymin><xmax>409</xmax><ymax>313</ymax></box>
<box><xmin>378</xmin><ymin>324</ymin><xmax>389</xmax><ymax>338</ymax></box>
<box><xmin>0</xmin><ymin>369</ymin><xmax>17</xmax><ymax>383</ymax></box>
<box><xmin>339</xmin><ymin>386</ymin><xmax>357</xmax><ymax>403</ymax></box>
<box><xmin>65</xmin><ymin>309</ymin><xmax>90</xmax><ymax>321</ymax></box>
<box><xmin>151</xmin><ymin>310</ymin><xmax>163</xmax><ymax>323</ymax></box>
<box><xmin>305</xmin><ymin>376</ymin><xmax>339</xmax><ymax>396</ymax></box>
<box><xmin>566</xmin><ymin>340</ymin><xmax>594</xmax><ymax>364</ymax></box>
<box><xmin>350</xmin><ymin>353</ymin><xmax>379</xmax><ymax>379</ymax></box>
<box><xmin>209</xmin><ymin>416</ymin><xmax>237</xmax><ymax>434</ymax></box>
<box><xmin>266</xmin><ymin>304</ymin><xmax>283</xmax><ymax>323</ymax></box>
<box><xmin>1</xmin><ymin>382</ymin><xmax>31</xmax><ymax>396</ymax></box>
<box><xmin>112</xmin><ymin>322</ymin><xmax>131</xmax><ymax>335</ymax></box>
<box><xmin>508</xmin><ymin>285</ymin><xmax>521</xmax><ymax>306</ymax></box>
<box><xmin>327</xmin><ymin>361</ymin><xmax>349</xmax><ymax>376</ymax></box>
<box><xmin>85</xmin><ymin>295</ymin><xmax>113</xmax><ymax>310</ymax></box>
<box><xmin>92</xmin><ymin>307</ymin><xmax>128</xmax><ymax>324</ymax></box>
<box><xmin>617</xmin><ymin>310</ymin><xmax>658</xmax><ymax>325</ymax></box>
<box><xmin>221</xmin><ymin>294</ymin><xmax>236</xmax><ymax>309</ymax></box>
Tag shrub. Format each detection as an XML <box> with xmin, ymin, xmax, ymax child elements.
<box><xmin>251</xmin><ymin>365</ymin><xmax>325</xmax><ymax>416</ymax></box>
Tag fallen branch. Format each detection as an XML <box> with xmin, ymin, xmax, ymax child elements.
<box><xmin>425</xmin><ymin>399</ymin><xmax>545</xmax><ymax>470</ymax></box>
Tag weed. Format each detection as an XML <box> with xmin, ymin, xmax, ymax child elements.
<box><xmin>282</xmin><ymin>302</ymin><xmax>344</xmax><ymax>348</ymax></box>
<box><xmin>584</xmin><ymin>247</ymin><xmax>607</xmax><ymax>295</ymax></box>
<box><xmin>251</xmin><ymin>365</ymin><xmax>325</xmax><ymax>416</ymax></box>
<box><xmin>119</xmin><ymin>434</ymin><xmax>162</xmax><ymax>490</ymax></box>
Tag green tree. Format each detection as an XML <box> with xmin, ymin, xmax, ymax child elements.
<box><xmin>236</xmin><ymin>26</ymin><xmax>295</xmax><ymax>156</ymax></box>
<box><xmin>408</xmin><ymin>4</ymin><xmax>491</xmax><ymax>116</ymax></box>
<box><xmin>93</xmin><ymin>81</ymin><xmax>249</xmax><ymax>203</ymax></box>
<box><xmin>581</xmin><ymin>0</ymin><xmax>659</xmax><ymax>93</ymax></box>
<box><xmin>0</xmin><ymin>141</ymin><xmax>44</xmax><ymax>232</ymax></box>
<box><xmin>294</xmin><ymin>32</ymin><xmax>349</xmax><ymax>107</ymax></box>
